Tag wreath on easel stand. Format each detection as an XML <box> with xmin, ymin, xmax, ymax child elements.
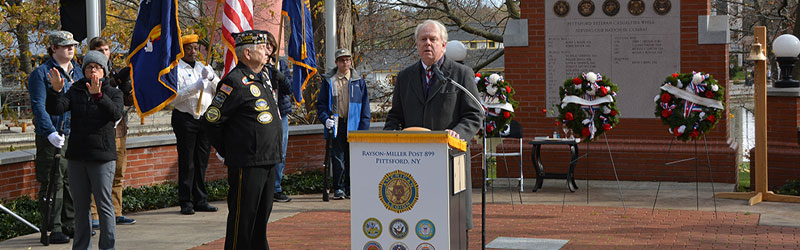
<box><xmin>654</xmin><ymin>72</ymin><xmax>725</xmax><ymax>141</ymax></box>
<box><xmin>476</xmin><ymin>73</ymin><xmax>519</xmax><ymax>137</ymax></box>
<box><xmin>557</xmin><ymin>72</ymin><xmax>621</xmax><ymax>142</ymax></box>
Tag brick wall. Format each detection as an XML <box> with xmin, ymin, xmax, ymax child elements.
<box><xmin>749</xmin><ymin>94</ymin><xmax>800</xmax><ymax>190</ymax></box>
<box><xmin>0</xmin><ymin>133</ymin><xmax>329</xmax><ymax>200</ymax></box>
<box><xmin>496</xmin><ymin>0</ymin><xmax>737</xmax><ymax>183</ymax></box>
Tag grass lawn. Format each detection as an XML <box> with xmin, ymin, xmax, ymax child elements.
<box><xmin>738</xmin><ymin>162</ymin><xmax>750</xmax><ymax>192</ymax></box>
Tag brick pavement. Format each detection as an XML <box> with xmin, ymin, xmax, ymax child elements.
<box><xmin>192</xmin><ymin>204</ymin><xmax>800</xmax><ymax>250</ymax></box>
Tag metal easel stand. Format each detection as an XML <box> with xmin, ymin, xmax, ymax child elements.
<box><xmin>561</xmin><ymin>134</ymin><xmax>626</xmax><ymax>213</ymax></box>
<box><xmin>652</xmin><ymin>136</ymin><xmax>718</xmax><ymax>217</ymax></box>
<box><xmin>0</xmin><ymin>203</ymin><xmax>39</xmax><ymax>232</ymax></box>
<box><xmin>483</xmin><ymin>136</ymin><xmax>524</xmax><ymax>206</ymax></box>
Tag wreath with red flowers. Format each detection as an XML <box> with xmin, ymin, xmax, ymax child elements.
<box><xmin>476</xmin><ymin>73</ymin><xmax>519</xmax><ymax>137</ymax></box>
<box><xmin>556</xmin><ymin>72</ymin><xmax>620</xmax><ymax>142</ymax></box>
<box><xmin>654</xmin><ymin>72</ymin><xmax>725</xmax><ymax>141</ymax></box>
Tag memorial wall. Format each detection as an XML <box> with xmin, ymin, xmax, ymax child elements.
<box><xmin>546</xmin><ymin>0</ymin><xmax>681</xmax><ymax>118</ymax></box>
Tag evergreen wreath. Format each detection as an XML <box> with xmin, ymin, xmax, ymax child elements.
<box><xmin>654</xmin><ymin>72</ymin><xmax>725</xmax><ymax>141</ymax></box>
<box><xmin>556</xmin><ymin>72</ymin><xmax>620</xmax><ymax>142</ymax></box>
<box><xmin>476</xmin><ymin>73</ymin><xmax>519</xmax><ymax>137</ymax></box>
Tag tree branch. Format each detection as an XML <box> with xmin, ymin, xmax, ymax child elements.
<box><xmin>473</xmin><ymin>48</ymin><xmax>503</xmax><ymax>72</ymax></box>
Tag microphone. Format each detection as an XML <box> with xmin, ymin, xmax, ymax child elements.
<box><xmin>430</xmin><ymin>64</ymin><xmax>486</xmax><ymax>117</ymax></box>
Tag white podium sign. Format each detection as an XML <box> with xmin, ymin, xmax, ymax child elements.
<box><xmin>349</xmin><ymin>131</ymin><xmax>466</xmax><ymax>250</ymax></box>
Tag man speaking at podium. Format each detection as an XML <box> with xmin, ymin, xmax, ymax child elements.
<box><xmin>384</xmin><ymin>19</ymin><xmax>483</xmax><ymax>230</ymax></box>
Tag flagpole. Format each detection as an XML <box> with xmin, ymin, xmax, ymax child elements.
<box><xmin>276</xmin><ymin>13</ymin><xmax>284</xmax><ymax>69</ymax></box>
<box><xmin>196</xmin><ymin>0</ymin><xmax>224</xmax><ymax>115</ymax></box>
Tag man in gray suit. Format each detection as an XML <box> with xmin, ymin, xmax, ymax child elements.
<box><xmin>384</xmin><ymin>19</ymin><xmax>483</xmax><ymax>233</ymax></box>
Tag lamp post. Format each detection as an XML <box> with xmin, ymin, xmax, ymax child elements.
<box><xmin>445</xmin><ymin>40</ymin><xmax>468</xmax><ymax>63</ymax></box>
<box><xmin>772</xmin><ymin>34</ymin><xmax>800</xmax><ymax>88</ymax></box>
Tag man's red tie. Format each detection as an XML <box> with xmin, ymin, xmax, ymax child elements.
<box><xmin>426</xmin><ymin>67</ymin><xmax>433</xmax><ymax>85</ymax></box>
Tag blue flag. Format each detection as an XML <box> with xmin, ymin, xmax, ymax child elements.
<box><xmin>282</xmin><ymin>0</ymin><xmax>317</xmax><ymax>103</ymax></box>
<box><xmin>126</xmin><ymin>0</ymin><xmax>183</xmax><ymax>117</ymax></box>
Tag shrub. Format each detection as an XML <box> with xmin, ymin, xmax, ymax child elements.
<box><xmin>281</xmin><ymin>170</ymin><xmax>325</xmax><ymax>195</ymax></box>
<box><xmin>0</xmin><ymin>196</ymin><xmax>40</xmax><ymax>242</ymax></box>
<box><xmin>776</xmin><ymin>179</ymin><xmax>800</xmax><ymax>196</ymax></box>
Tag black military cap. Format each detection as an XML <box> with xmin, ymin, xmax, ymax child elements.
<box><xmin>233</xmin><ymin>30</ymin><xmax>268</xmax><ymax>46</ymax></box>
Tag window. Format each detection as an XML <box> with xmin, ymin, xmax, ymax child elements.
<box><xmin>469</xmin><ymin>42</ymin><xmax>477</xmax><ymax>49</ymax></box>
<box><xmin>488</xmin><ymin>41</ymin><xmax>497</xmax><ymax>49</ymax></box>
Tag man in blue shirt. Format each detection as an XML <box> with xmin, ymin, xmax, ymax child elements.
<box><xmin>28</xmin><ymin>31</ymin><xmax>82</xmax><ymax>244</ymax></box>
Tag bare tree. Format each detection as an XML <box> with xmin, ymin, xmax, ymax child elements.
<box><xmin>364</xmin><ymin>0</ymin><xmax>520</xmax><ymax>72</ymax></box>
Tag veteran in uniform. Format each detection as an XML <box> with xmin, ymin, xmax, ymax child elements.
<box><xmin>204</xmin><ymin>30</ymin><xmax>281</xmax><ymax>250</ymax></box>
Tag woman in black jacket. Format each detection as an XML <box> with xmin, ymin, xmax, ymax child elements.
<box><xmin>46</xmin><ymin>50</ymin><xmax>123</xmax><ymax>250</ymax></box>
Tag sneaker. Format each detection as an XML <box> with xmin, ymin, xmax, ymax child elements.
<box><xmin>116</xmin><ymin>216</ymin><xmax>136</xmax><ymax>225</ymax></box>
<box><xmin>333</xmin><ymin>189</ymin><xmax>346</xmax><ymax>200</ymax></box>
<box><xmin>345</xmin><ymin>190</ymin><xmax>351</xmax><ymax>199</ymax></box>
<box><xmin>274</xmin><ymin>192</ymin><xmax>292</xmax><ymax>202</ymax></box>
<box><xmin>49</xmin><ymin>232</ymin><xmax>69</xmax><ymax>244</ymax></box>
<box><xmin>91</xmin><ymin>220</ymin><xmax>99</xmax><ymax>229</ymax></box>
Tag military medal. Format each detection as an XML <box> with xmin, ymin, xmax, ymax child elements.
<box><xmin>628</xmin><ymin>0</ymin><xmax>645</xmax><ymax>16</ymax></box>
<box><xmin>603</xmin><ymin>0</ymin><xmax>620</xmax><ymax>16</ymax></box>
<box><xmin>578</xmin><ymin>0</ymin><xmax>595</xmax><ymax>17</ymax></box>
<box><xmin>653</xmin><ymin>0</ymin><xmax>671</xmax><ymax>15</ymax></box>
<box><xmin>553</xmin><ymin>0</ymin><xmax>569</xmax><ymax>17</ymax></box>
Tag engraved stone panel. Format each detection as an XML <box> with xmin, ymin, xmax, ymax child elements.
<box><xmin>545</xmin><ymin>0</ymin><xmax>680</xmax><ymax>118</ymax></box>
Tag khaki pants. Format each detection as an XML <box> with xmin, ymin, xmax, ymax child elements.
<box><xmin>91</xmin><ymin>136</ymin><xmax>126</xmax><ymax>219</ymax></box>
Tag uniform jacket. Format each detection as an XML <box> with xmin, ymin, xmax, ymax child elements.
<box><xmin>263</xmin><ymin>63</ymin><xmax>292</xmax><ymax>117</ymax></box>
<box><xmin>46</xmin><ymin>77</ymin><xmax>124</xmax><ymax>162</ymax></box>
<box><xmin>28</xmin><ymin>58</ymin><xmax>83</xmax><ymax>136</ymax></box>
<box><xmin>204</xmin><ymin>63</ymin><xmax>282</xmax><ymax>168</ymax></box>
<box><xmin>316</xmin><ymin>67</ymin><xmax>370</xmax><ymax>138</ymax></box>
<box><xmin>384</xmin><ymin>56</ymin><xmax>483</xmax><ymax>139</ymax></box>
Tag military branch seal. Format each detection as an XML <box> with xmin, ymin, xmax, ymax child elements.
<box><xmin>653</xmin><ymin>0</ymin><xmax>671</xmax><ymax>15</ymax></box>
<box><xmin>389</xmin><ymin>218</ymin><xmax>409</xmax><ymax>239</ymax></box>
<box><xmin>554</xmin><ymin>0</ymin><xmax>569</xmax><ymax>17</ymax></box>
<box><xmin>415</xmin><ymin>219</ymin><xmax>436</xmax><ymax>241</ymax></box>
<box><xmin>578</xmin><ymin>0</ymin><xmax>595</xmax><ymax>17</ymax></box>
<box><xmin>602</xmin><ymin>0</ymin><xmax>620</xmax><ymax>16</ymax></box>
<box><xmin>363</xmin><ymin>217</ymin><xmax>382</xmax><ymax>239</ymax></box>
<box><xmin>628</xmin><ymin>0</ymin><xmax>645</xmax><ymax>16</ymax></box>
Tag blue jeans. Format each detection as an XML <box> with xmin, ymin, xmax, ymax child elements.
<box><xmin>274</xmin><ymin>114</ymin><xmax>289</xmax><ymax>193</ymax></box>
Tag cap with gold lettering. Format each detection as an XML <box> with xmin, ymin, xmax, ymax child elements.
<box><xmin>233</xmin><ymin>30</ymin><xmax>268</xmax><ymax>46</ymax></box>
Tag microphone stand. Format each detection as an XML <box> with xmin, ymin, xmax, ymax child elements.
<box><xmin>432</xmin><ymin>65</ymin><xmax>488</xmax><ymax>250</ymax></box>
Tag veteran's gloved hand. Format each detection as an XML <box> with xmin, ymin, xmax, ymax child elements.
<box><xmin>325</xmin><ymin>118</ymin><xmax>335</xmax><ymax>129</ymax></box>
<box><xmin>47</xmin><ymin>132</ymin><xmax>65</xmax><ymax>148</ymax></box>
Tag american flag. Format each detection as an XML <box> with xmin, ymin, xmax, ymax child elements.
<box><xmin>221</xmin><ymin>0</ymin><xmax>254</xmax><ymax>75</ymax></box>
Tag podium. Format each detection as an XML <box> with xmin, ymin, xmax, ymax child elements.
<box><xmin>349</xmin><ymin>131</ymin><xmax>470</xmax><ymax>250</ymax></box>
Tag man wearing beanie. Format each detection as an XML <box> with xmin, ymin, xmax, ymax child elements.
<box><xmin>46</xmin><ymin>49</ymin><xmax>124</xmax><ymax>250</ymax></box>
<box><xmin>27</xmin><ymin>30</ymin><xmax>79</xmax><ymax>244</ymax></box>
<box><xmin>173</xmin><ymin>34</ymin><xmax>220</xmax><ymax>215</ymax></box>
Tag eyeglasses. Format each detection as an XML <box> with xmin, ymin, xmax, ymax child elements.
<box><xmin>86</xmin><ymin>65</ymin><xmax>103</xmax><ymax>71</ymax></box>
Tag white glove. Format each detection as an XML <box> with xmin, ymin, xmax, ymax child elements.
<box><xmin>47</xmin><ymin>132</ymin><xmax>65</xmax><ymax>148</ymax></box>
<box><xmin>325</xmin><ymin>118</ymin><xmax>335</xmax><ymax>129</ymax></box>
<box><xmin>215</xmin><ymin>152</ymin><xmax>224</xmax><ymax>162</ymax></box>
<box><xmin>201</xmin><ymin>65</ymin><xmax>215</xmax><ymax>81</ymax></box>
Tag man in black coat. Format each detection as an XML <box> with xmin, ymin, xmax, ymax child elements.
<box><xmin>384</xmin><ymin>19</ymin><xmax>483</xmax><ymax>232</ymax></box>
<box><xmin>204</xmin><ymin>30</ymin><xmax>281</xmax><ymax>250</ymax></box>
